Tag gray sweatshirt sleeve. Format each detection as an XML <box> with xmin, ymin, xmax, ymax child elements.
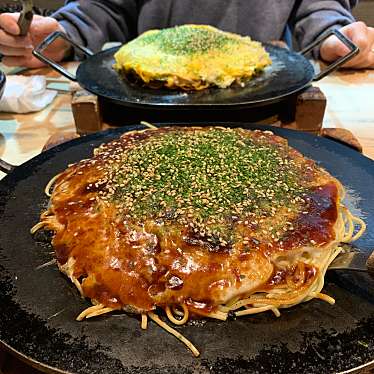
<box><xmin>54</xmin><ymin>0</ymin><xmax>358</xmax><ymax>59</ymax></box>
<box><xmin>290</xmin><ymin>0</ymin><xmax>357</xmax><ymax>51</ymax></box>
<box><xmin>52</xmin><ymin>0</ymin><xmax>138</xmax><ymax>55</ymax></box>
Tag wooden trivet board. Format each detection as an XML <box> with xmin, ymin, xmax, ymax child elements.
<box><xmin>70</xmin><ymin>86</ymin><xmax>327</xmax><ymax>136</ymax></box>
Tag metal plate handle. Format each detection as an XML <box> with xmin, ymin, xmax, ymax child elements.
<box><xmin>299</xmin><ymin>29</ymin><xmax>359</xmax><ymax>81</ymax></box>
<box><xmin>32</xmin><ymin>31</ymin><xmax>94</xmax><ymax>82</ymax></box>
<box><xmin>0</xmin><ymin>159</ymin><xmax>16</xmax><ymax>174</ymax></box>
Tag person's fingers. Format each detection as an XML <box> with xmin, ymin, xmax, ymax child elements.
<box><xmin>0</xmin><ymin>14</ymin><xmax>61</xmax><ymax>38</ymax></box>
<box><xmin>2</xmin><ymin>55</ymin><xmax>28</xmax><ymax>66</ymax></box>
<box><xmin>343</xmin><ymin>21</ymin><xmax>369</xmax><ymax>50</ymax></box>
<box><xmin>0</xmin><ymin>13</ymin><xmax>21</xmax><ymax>35</ymax></box>
<box><xmin>320</xmin><ymin>35</ymin><xmax>348</xmax><ymax>60</ymax></box>
<box><xmin>0</xmin><ymin>15</ymin><xmax>62</xmax><ymax>49</ymax></box>
<box><xmin>320</xmin><ymin>22</ymin><xmax>374</xmax><ymax>68</ymax></box>
<box><xmin>30</xmin><ymin>18</ymin><xmax>72</xmax><ymax>64</ymax></box>
<box><xmin>0</xmin><ymin>29</ymin><xmax>32</xmax><ymax>48</ymax></box>
<box><xmin>367</xmin><ymin>26</ymin><xmax>374</xmax><ymax>62</ymax></box>
<box><xmin>29</xmin><ymin>16</ymin><xmax>62</xmax><ymax>37</ymax></box>
<box><xmin>2</xmin><ymin>54</ymin><xmax>46</xmax><ymax>68</ymax></box>
<box><xmin>0</xmin><ymin>13</ymin><xmax>33</xmax><ymax>55</ymax></box>
<box><xmin>0</xmin><ymin>14</ymin><xmax>70</xmax><ymax>66</ymax></box>
<box><xmin>362</xmin><ymin>31</ymin><xmax>374</xmax><ymax>68</ymax></box>
<box><xmin>0</xmin><ymin>45</ymin><xmax>32</xmax><ymax>57</ymax></box>
<box><xmin>332</xmin><ymin>22</ymin><xmax>368</xmax><ymax>58</ymax></box>
<box><xmin>368</xmin><ymin>26</ymin><xmax>374</xmax><ymax>42</ymax></box>
<box><xmin>341</xmin><ymin>24</ymin><xmax>374</xmax><ymax>68</ymax></box>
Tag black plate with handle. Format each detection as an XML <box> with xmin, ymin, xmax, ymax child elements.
<box><xmin>0</xmin><ymin>122</ymin><xmax>373</xmax><ymax>374</ymax></box>
<box><xmin>33</xmin><ymin>29</ymin><xmax>358</xmax><ymax>109</ymax></box>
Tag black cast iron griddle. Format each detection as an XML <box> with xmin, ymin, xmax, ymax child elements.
<box><xmin>74</xmin><ymin>43</ymin><xmax>314</xmax><ymax>108</ymax></box>
<box><xmin>32</xmin><ymin>29</ymin><xmax>358</xmax><ymax>109</ymax></box>
<box><xmin>0</xmin><ymin>123</ymin><xmax>374</xmax><ymax>374</ymax></box>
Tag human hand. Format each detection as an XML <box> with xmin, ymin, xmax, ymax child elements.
<box><xmin>0</xmin><ymin>13</ymin><xmax>72</xmax><ymax>68</ymax></box>
<box><xmin>320</xmin><ymin>22</ymin><xmax>374</xmax><ymax>69</ymax></box>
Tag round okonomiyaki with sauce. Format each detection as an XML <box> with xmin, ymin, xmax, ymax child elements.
<box><xmin>32</xmin><ymin>126</ymin><xmax>365</xmax><ymax>356</ymax></box>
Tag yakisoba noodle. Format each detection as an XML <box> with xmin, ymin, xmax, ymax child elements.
<box><xmin>32</xmin><ymin>126</ymin><xmax>365</xmax><ymax>357</ymax></box>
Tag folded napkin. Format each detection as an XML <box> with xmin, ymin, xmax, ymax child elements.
<box><xmin>0</xmin><ymin>75</ymin><xmax>57</xmax><ymax>113</ymax></box>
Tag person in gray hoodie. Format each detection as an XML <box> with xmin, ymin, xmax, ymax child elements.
<box><xmin>0</xmin><ymin>0</ymin><xmax>373</xmax><ymax>68</ymax></box>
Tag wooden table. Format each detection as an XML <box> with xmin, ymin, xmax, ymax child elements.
<box><xmin>314</xmin><ymin>69</ymin><xmax>374</xmax><ymax>159</ymax></box>
<box><xmin>0</xmin><ymin>64</ymin><xmax>76</xmax><ymax>180</ymax></box>
<box><xmin>0</xmin><ymin>65</ymin><xmax>374</xmax><ymax>374</ymax></box>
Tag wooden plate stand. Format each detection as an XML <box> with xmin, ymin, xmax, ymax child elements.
<box><xmin>66</xmin><ymin>85</ymin><xmax>362</xmax><ymax>153</ymax></box>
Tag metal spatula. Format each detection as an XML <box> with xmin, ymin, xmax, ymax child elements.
<box><xmin>329</xmin><ymin>245</ymin><xmax>374</xmax><ymax>277</ymax></box>
<box><xmin>17</xmin><ymin>0</ymin><xmax>33</xmax><ymax>36</ymax></box>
